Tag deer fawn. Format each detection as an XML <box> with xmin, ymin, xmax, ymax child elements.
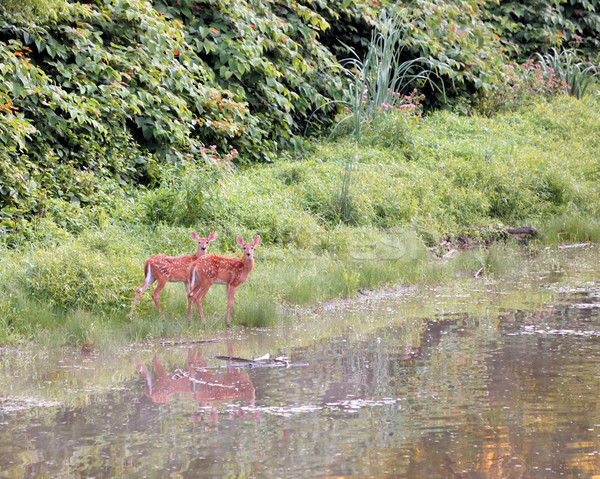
<box><xmin>187</xmin><ymin>236</ymin><xmax>260</xmax><ymax>325</ymax></box>
<box><xmin>129</xmin><ymin>231</ymin><xmax>217</xmax><ymax>318</ymax></box>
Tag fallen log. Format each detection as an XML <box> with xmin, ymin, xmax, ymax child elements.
<box><xmin>505</xmin><ymin>226</ymin><xmax>538</xmax><ymax>236</ymax></box>
<box><xmin>160</xmin><ymin>338</ymin><xmax>221</xmax><ymax>346</ymax></box>
<box><xmin>214</xmin><ymin>355</ymin><xmax>305</xmax><ymax>368</ymax></box>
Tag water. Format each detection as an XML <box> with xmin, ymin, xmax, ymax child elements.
<box><xmin>1</xmin><ymin>246</ymin><xmax>599</xmax><ymax>478</ymax></box>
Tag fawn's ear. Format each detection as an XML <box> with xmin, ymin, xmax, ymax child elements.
<box><xmin>236</xmin><ymin>236</ymin><xmax>244</xmax><ymax>246</ymax></box>
<box><xmin>253</xmin><ymin>236</ymin><xmax>261</xmax><ymax>247</ymax></box>
<box><xmin>190</xmin><ymin>232</ymin><xmax>200</xmax><ymax>241</ymax></box>
<box><xmin>208</xmin><ymin>231</ymin><xmax>217</xmax><ymax>242</ymax></box>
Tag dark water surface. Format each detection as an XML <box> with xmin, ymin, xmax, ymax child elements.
<box><xmin>1</xmin><ymin>246</ymin><xmax>599</xmax><ymax>478</ymax></box>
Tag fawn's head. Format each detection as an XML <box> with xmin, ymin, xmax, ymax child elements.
<box><xmin>191</xmin><ymin>231</ymin><xmax>217</xmax><ymax>254</ymax></box>
<box><xmin>237</xmin><ymin>236</ymin><xmax>261</xmax><ymax>260</ymax></box>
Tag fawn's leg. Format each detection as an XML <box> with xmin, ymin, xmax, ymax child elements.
<box><xmin>151</xmin><ymin>278</ymin><xmax>168</xmax><ymax>318</ymax></box>
<box><xmin>130</xmin><ymin>268</ymin><xmax>155</xmax><ymax>318</ymax></box>
<box><xmin>190</xmin><ymin>280</ymin><xmax>213</xmax><ymax>323</ymax></box>
<box><xmin>187</xmin><ymin>289</ymin><xmax>204</xmax><ymax>324</ymax></box>
<box><xmin>187</xmin><ymin>293</ymin><xmax>195</xmax><ymax>323</ymax></box>
<box><xmin>187</xmin><ymin>269</ymin><xmax>207</xmax><ymax>323</ymax></box>
<box><xmin>187</xmin><ymin>270</ymin><xmax>199</xmax><ymax>323</ymax></box>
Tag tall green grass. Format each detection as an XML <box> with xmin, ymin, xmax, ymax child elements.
<box><xmin>542</xmin><ymin>212</ymin><xmax>600</xmax><ymax>244</ymax></box>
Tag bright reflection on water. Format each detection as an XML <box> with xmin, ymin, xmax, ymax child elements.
<box><xmin>1</xmin><ymin>246</ymin><xmax>599</xmax><ymax>478</ymax></box>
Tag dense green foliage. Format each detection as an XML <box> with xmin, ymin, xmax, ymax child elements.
<box><xmin>487</xmin><ymin>0</ymin><xmax>600</xmax><ymax>60</ymax></box>
<box><xmin>2</xmin><ymin>0</ymin><xmax>599</xmax><ymax>236</ymax></box>
<box><xmin>391</xmin><ymin>0</ymin><xmax>509</xmax><ymax>108</ymax></box>
<box><xmin>0</xmin><ymin>0</ymin><xmax>249</xmax><ymax>237</ymax></box>
<box><xmin>155</xmin><ymin>0</ymin><xmax>349</xmax><ymax>156</ymax></box>
<box><xmin>2</xmin><ymin>0</ymin><xmax>69</xmax><ymax>21</ymax></box>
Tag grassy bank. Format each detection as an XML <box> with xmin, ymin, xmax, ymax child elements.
<box><xmin>1</xmin><ymin>94</ymin><xmax>599</xmax><ymax>347</ymax></box>
<box><xmin>0</xmin><ymin>230</ymin><xmax>529</xmax><ymax>347</ymax></box>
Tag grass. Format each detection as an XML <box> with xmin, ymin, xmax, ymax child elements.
<box><xmin>541</xmin><ymin>212</ymin><xmax>600</xmax><ymax>244</ymax></box>
<box><xmin>0</xmin><ymin>93</ymin><xmax>599</xmax><ymax>347</ymax></box>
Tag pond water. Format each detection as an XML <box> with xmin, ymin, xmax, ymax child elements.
<box><xmin>1</xmin><ymin>246</ymin><xmax>599</xmax><ymax>478</ymax></box>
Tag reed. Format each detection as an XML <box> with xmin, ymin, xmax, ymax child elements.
<box><xmin>317</xmin><ymin>9</ymin><xmax>431</xmax><ymax>224</ymax></box>
<box><xmin>535</xmin><ymin>48</ymin><xmax>597</xmax><ymax>99</ymax></box>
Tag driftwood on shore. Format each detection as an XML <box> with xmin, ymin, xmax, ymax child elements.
<box><xmin>434</xmin><ymin>225</ymin><xmax>539</xmax><ymax>258</ymax></box>
<box><xmin>213</xmin><ymin>354</ymin><xmax>306</xmax><ymax>368</ymax></box>
<box><xmin>504</xmin><ymin>226</ymin><xmax>539</xmax><ymax>236</ymax></box>
<box><xmin>159</xmin><ymin>338</ymin><xmax>221</xmax><ymax>347</ymax></box>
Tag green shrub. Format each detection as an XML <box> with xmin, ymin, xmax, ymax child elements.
<box><xmin>18</xmin><ymin>234</ymin><xmax>140</xmax><ymax>313</ymax></box>
<box><xmin>137</xmin><ymin>150</ymin><xmax>233</xmax><ymax>227</ymax></box>
<box><xmin>156</xmin><ymin>0</ymin><xmax>348</xmax><ymax>159</ymax></box>
<box><xmin>485</xmin><ymin>0</ymin><xmax>600</xmax><ymax>60</ymax></box>
<box><xmin>389</xmin><ymin>0</ymin><xmax>510</xmax><ymax>109</ymax></box>
<box><xmin>0</xmin><ymin>0</ymin><xmax>248</xmax><ymax>229</ymax></box>
<box><xmin>1</xmin><ymin>0</ymin><xmax>68</xmax><ymax>21</ymax></box>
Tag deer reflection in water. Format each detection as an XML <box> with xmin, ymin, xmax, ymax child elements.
<box><xmin>135</xmin><ymin>341</ymin><xmax>255</xmax><ymax>421</ymax></box>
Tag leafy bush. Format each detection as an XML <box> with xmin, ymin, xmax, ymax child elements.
<box><xmin>1</xmin><ymin>0</ymin><xmax>68</xmax><ymax>21</ymax></box>
<box><xmin>19</xmin><ymin>236</ymin><xmax>140</xmax><ymax>313</ymax></box>
<box><xmin>137</xmin><ymin>147</ymin><xmax>235</xmax><ymax>226</ymax></box>
<box><xmin>388</xmin><ymin>0</ymin><xmax>510</xmax><ymax>109</ymax></box>
<box><xmin>0</xmin><ymin>0</ymin><xmax>248</xmax><ymax>232</ymax></box>
<box><xmin>485</xmin><ymin>0</ymin><xmax>600</xmax><ymax>60</ymax></box>
<box><xmin>154</xmin><ymin>0</ymin><xmax>346</xmax><ymax>160</ymax></box>
<box><xmin>475</xmin><ymin>58</ymin><xmax>575</xmax><ymax>116</ymax></box>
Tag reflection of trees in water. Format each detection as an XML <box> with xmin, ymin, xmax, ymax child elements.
<box><xmin>130</xmin><ymin>295</ymin><xmax>600</xmax><ymax>477</ymax></box>
<box><xmin>286</xmin><ymin>299</ymin><xmax>600</xmax><ymax>477</ymax></box>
